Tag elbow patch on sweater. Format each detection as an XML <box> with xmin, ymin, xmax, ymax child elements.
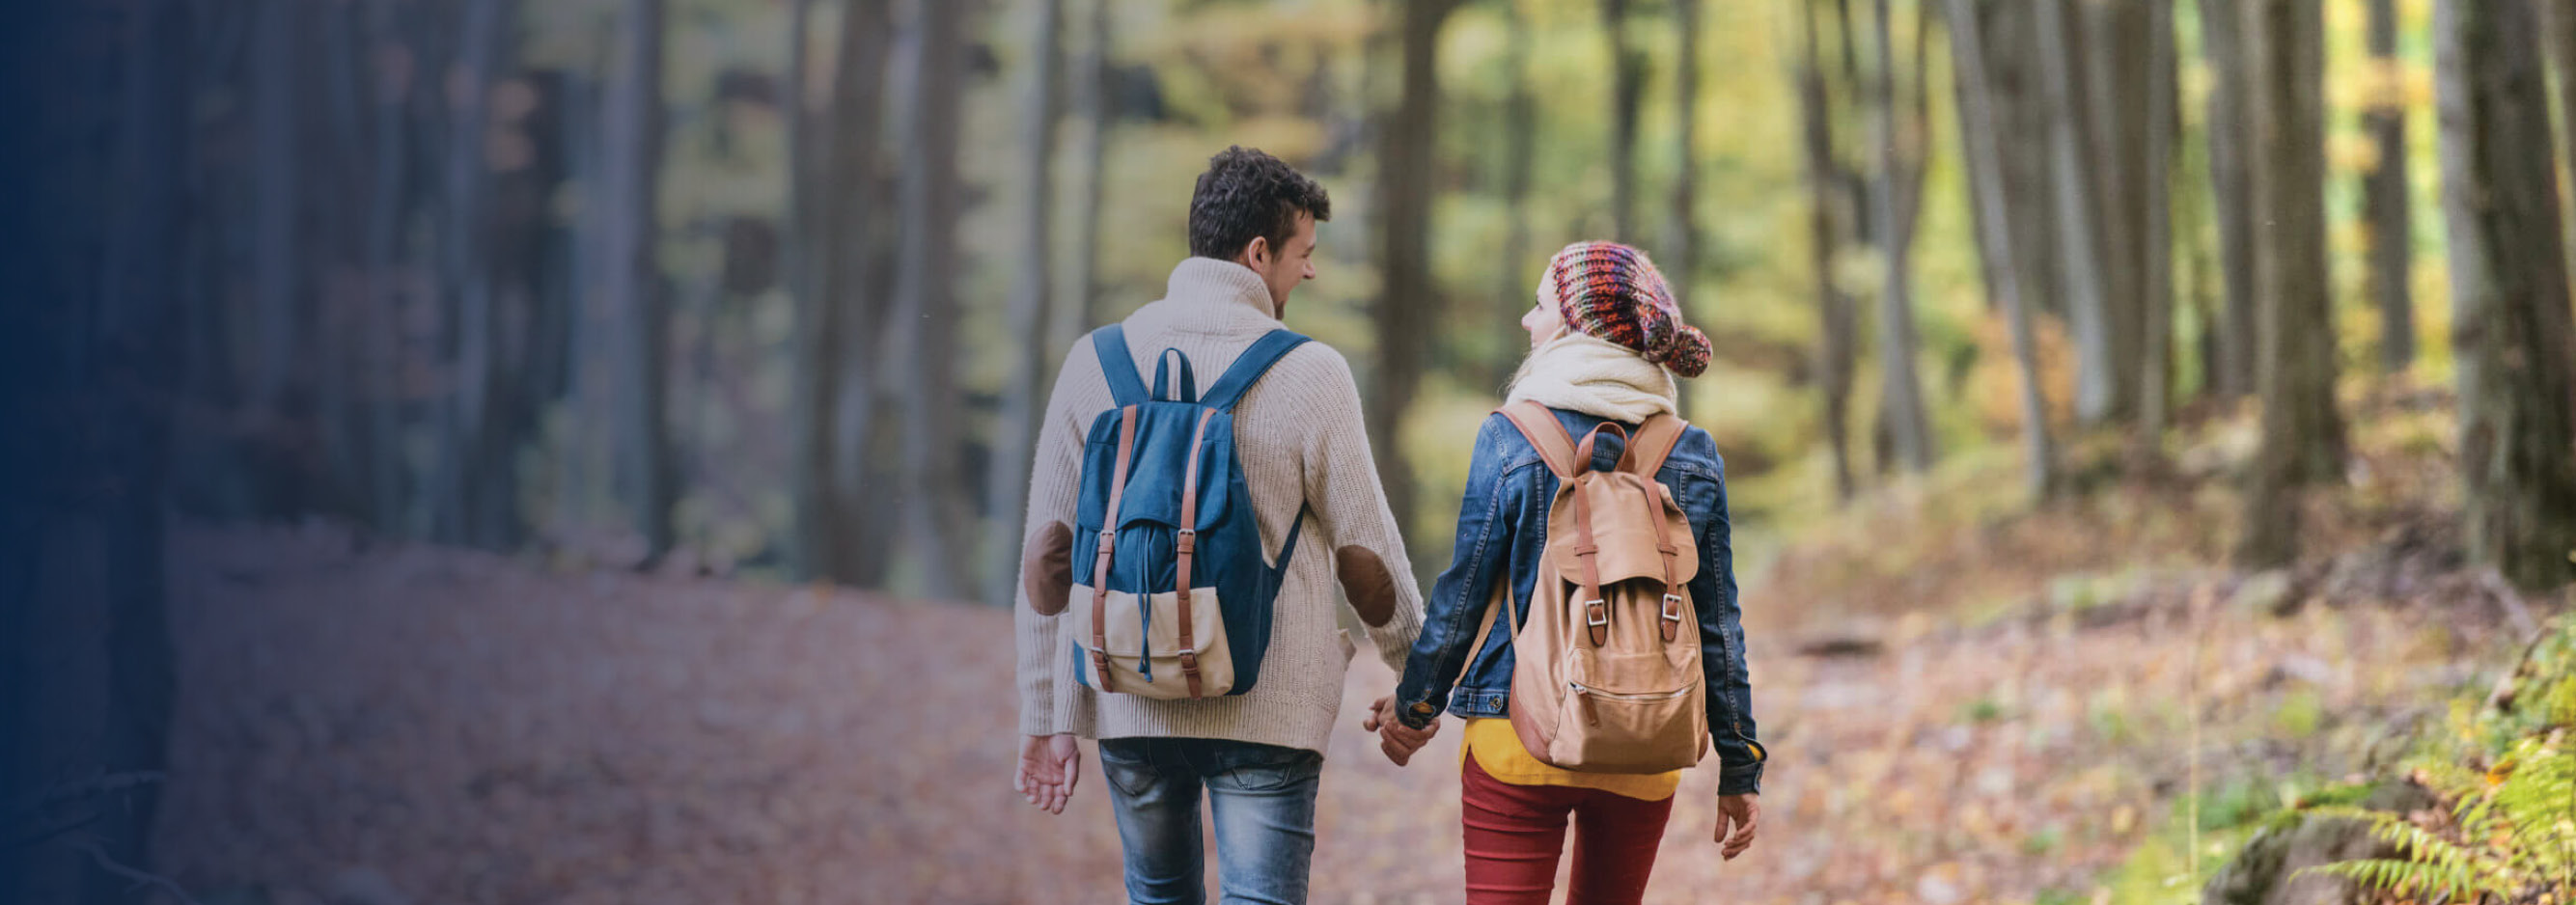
<box><xmin>1334</xmin><ymin>545</ymin><xmax>1399</xmax><ymax>627</ymax></box>
<box><xmin>1023</xmin><ymin>521</ymin><xmax>1073</xmax><ymax>616</ymax></box>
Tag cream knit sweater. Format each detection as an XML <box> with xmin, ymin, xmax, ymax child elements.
<box><xmin>1011</xmin><ymin>258</ymin><xmax>1426</xmax><ymax>754</ymax></box>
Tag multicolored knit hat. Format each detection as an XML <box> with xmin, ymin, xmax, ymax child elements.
<box><xmin>1541</xmin><ymin>241</ymin><xmax>1712</xmax><ymax>379</ymax></box>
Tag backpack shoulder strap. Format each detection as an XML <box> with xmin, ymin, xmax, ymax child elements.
<box><xmin>1618</xmin><ymin>413</ymin><xmax>1690</xmax><ymax>480</ymax></box>
<box><xmin>1458</xmin><ymin>574</ymin><xmax>1520</xmax><ymax>682</ymax></box>
<box><xmin>1092</xmin><ymin>326</ymin><xmax>1149</xmax><ymax>406</ymax></box>
<box><xmin>1198</xmin><ymin>329</ymin><xmax>1311</xmax><ymax>412</ymax></box>
<box><xmin>1497</xmin><ymin>400</ymin><xmax>1579</xmax><ymax>480</ymax></box>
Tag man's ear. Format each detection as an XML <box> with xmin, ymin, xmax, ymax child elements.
<box><xmin>1241</xmin><ymin>235</ymin><xmax>1270</xmax><ymax>269</ymax></box>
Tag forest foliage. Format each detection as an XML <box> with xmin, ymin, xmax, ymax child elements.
<box><xmin>161</xmin><ymin>0</ymin><xmax>2576</xmax><ymax>605</ymax></box>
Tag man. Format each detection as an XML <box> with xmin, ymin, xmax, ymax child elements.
<box><xmin>1011</xmin><ymin>147</ymin><xmax>1434</xmax><ymax>905</ymax></box>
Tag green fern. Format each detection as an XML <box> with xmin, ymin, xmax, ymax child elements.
<box><xmin>2301</xmin><ymin>805</ymin><xmax>2507</xmax><ymax>899</ymax></box>
<box><xmin>2306</xmin><ymin>856</ymin><xmax>2493</xmax><ymax>900</ymax></box>
<box><xmin>2296</xmin><ymin>675</ymin><xmax>2576</xmax><ymax>903</ymax></box>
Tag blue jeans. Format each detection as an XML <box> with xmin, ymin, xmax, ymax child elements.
<box><xmin>1096</xmin><ymin>737</ymin><xmax>1324</xmax><ymax>905</ymax></box>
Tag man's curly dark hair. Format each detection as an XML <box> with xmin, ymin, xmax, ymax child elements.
<box><xmin>1187</xmin><ymin>146</ymin><xmax>1330</xmax><ymax>261</ymax></box>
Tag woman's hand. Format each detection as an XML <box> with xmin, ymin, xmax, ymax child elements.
<box><xmin>1014</xmin><ymin>734</ymin><xmax>1081</xmax><ymax>814</ymax></box>
<box><xmin>1716</xmin><ymin>793</ymin><xmax>1759</xmax><ymax>860</ymax></box>
<box><xmin>1361</xmin><ymin>696</ymin><xmax>1439</xmax><ymax>766</ymax></box>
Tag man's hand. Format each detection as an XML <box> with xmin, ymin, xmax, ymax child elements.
<box><xmin>1360</xmin><ymin>696</ymin><xmax>1439</xmax><ymax>766</ymax></box>
<box><xmin>1716</xmin><ymin>793</ymin><xmax>1760</xmax><ymax>860</ymax></box>
<box><xmin>1014</xmin><ymin>734</ymin><xmax>1081</xmax><ymax>815</ymax></box>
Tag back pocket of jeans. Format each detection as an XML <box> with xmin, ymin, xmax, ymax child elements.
<box><xmin>1215</xmin><ymin>748</ymin><xmax>1319</xmax><ymax>792</ymax></box>
<box><xmin>1096</xmin><ymin>741</ymin><xmax>1158</xmax><ymax>798</ymax></box>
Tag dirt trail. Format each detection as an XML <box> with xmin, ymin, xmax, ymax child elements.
<box><xmin>154</xmin><ymin>526</ymin><xmax>2508</xmax><ymax>905</ymax></box>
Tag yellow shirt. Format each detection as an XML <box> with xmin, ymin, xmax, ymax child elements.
<box><xmin>1460</xmin><ymin>718</ymin><xmax>1681</xmax><ymax>801</ymax></box>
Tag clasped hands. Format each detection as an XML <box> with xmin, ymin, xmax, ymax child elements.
<box><xmin>1354</xmin><ymin>696</ymin><xmax>1760</xmax><ymax>861</ymax></box>
<box><xmin>1360</xmin><ymin>695</ymin><xmax>1440</xmax><ymax>766</ymax></box>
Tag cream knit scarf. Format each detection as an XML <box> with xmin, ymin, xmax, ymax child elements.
<box><xmin>1503</xmin><ymin>331</ymin><xmax>1678</xmax><ymax>424</ymax></box>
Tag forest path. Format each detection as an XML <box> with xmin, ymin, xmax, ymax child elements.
<box><xmin>152</xmin><ymin>525</ymin><xmax>2507</xmax><ymax>905</ymax></box>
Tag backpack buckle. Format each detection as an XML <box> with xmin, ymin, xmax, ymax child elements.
<box><xmin>1585</xmin><ymin>602</ymin><xmax>1609</xmax><ymax>627</ymax></box>
<box><xmin>1175</xmin><ymin>528</ymin><xmax>1196</xmax><ymax>554</ymax></box>
<box><xmin>1662</xmin><ymin>593</ymin><xmax>1686</xmax><ymax>623</ymax></box>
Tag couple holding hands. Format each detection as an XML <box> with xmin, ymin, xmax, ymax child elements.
<box><xmin>1011</xmin><ymin>147</ymin><xmax>1764</xmax><ymax>905</ymax></box>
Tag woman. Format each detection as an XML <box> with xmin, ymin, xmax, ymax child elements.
<box><xmin>1366</xmin><ymin>241</ymin><xmax>1765</xmax><ymax>904</ymax></box>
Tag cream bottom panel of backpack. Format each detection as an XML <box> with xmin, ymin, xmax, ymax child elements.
<box><xmin>1068</xmin><ymin>585</ymin><xmax>1235</xmax><ymax>699</ymax></box>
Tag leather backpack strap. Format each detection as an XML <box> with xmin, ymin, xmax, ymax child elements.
<box><xmin>1497</xmin><ymin>401</ymin><xmax>1579</xmax><ymax>480</ymax></box>
<box><xmin>1089</xmin><ymin>405</ymin><xmax>1140</xmax><ymax>691</ymax></box>
<box><xmin>1567</xmin><ymin>468</ymin><xmax>1610</xmax><ymax>648</ymax></box>
<box><xmin>1566</xmin><ymin>422</ymin><xmax>1626</xmax><ymax>644</ymax></box>
<box><xmin>1174</xmin><ymin>407</ymin><xmax>1217</xmax><ymax>698</ymax></box>
<box><xmin>1620</xmin><ymin>414</ymin><xmax>1692</xmax><ymax>642</ymax></box>
<box><xmin>1648</xmin><ymin>481</ymin><xmax>1686</xmax><ymax>643</ymax></box>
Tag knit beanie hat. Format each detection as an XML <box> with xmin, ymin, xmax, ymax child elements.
<box><xmin>1540</xmin><ymin>241</ymin><xmax>1713</xmax><ymax>378</ymax></box>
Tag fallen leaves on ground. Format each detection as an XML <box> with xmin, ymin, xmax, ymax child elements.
<box><xmin>152</xmin><ymin>520</ymin><xmax>2537</xmax><ymax>905</ymax></box>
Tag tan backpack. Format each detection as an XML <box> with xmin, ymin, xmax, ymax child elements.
<box><xmin>1464</xmin><ymin>401</ymin><xmax>1708</xmax><ymax>774</ymax></box>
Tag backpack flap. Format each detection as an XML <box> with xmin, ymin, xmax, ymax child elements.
<box><xmin>1545</xmin><ymin>474</ymin><xmax>1699</xmax><ymax>587</ymax></box>
<box><xmin>1073</xmin><ymin>405</ymin><xmax>1237</xmax><ymax>544</ymax></box>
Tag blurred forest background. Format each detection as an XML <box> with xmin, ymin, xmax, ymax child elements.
<box><xmin>12</xmin><ymin>0</ymin><xmax>2576</xmax><ymax>902</ymax></box>
<box><xmin>58</xmin><ymin>0</ymin><xmax>2575</xmax><ymax>596</ymax></box>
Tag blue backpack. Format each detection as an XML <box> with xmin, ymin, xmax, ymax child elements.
<box><xmin>1069</xmin><ymin>325</ymin><xmax>1311</xmax><ymax>699</ymax></box>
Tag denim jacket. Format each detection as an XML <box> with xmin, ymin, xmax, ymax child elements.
<box><xmin>1392</xmin><ymin>407</ymin><xmax>1765</xmax><ymax>795</ymax></box>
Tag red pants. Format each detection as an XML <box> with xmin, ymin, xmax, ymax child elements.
<box><xmin>1460</xmin><ymin>753</ymin><xmax>1676</xmax><ymax>905</ymax></box>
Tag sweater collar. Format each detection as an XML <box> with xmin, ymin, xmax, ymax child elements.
<box><xmin>1164</xmin><ymin>257</ymin><xmax>1281</xmax><ymax>320</ymax></box>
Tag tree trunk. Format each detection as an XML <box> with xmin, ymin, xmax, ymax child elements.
<box><xmin>1870</xmin><ymin>0</ymin><xmax>1933</xmax><ymax>474</ymax></box>
<box><xmin>10</xmin><ymin>4</ymin><xmax>193</xmax><ymax>900</ymax></box>
<box><xmin>1371</xmin><ymin>0</ymin><xmax>1460</xmax><ymax>538</ymax></box>
<box><xmin>2540</xmin><ymin>0</ymin><xmax>2576</xmax><ymax>284</ymax></box>
<box><xmin>1952</xmin><ymin>0</ymin><xmax>2008</xmax><ymax>315</ymax></box>
<box><xmin>2139</xmin><ymin>0</ymin><xmax>2177</xmax><ymax>442</ymax></box>
<box><xmin>2077</xmin><ymin>0</ymin><xmax>2146</xmax><ymax>425</ymax></box>
<box><xmin>827</xmin><ymin>0</ymin><xmax>896</xmax><ymax>586</ymax></box>
<box><xmin>1063</xmin><ymin>0</ymin><xmax>1113</xmax><ymax>350</ymax></box>
<box><xmin>431</xmin><ymin>0</ymin><xmax>521</xmax><ymax>549</ymax></box>
<box><xmin>1493</xmin><ymin>0</ymin><xmax>1537</xmax><ymax>393</ymax></box>
<box><xmin>1604</xmin><ymin>0</ymin><xmax>1639</xmax><ymax>241</ymax></box>
<box><xmin>363</xmin><ymin>0</ymin><xmax>414</xmax><ymax>534</ymax></box>
<box><xmin>888</xmin><ymin>0</ymin><xmax>972</xmax><ymax>598</ymax></box>
<box><xmin>1796</xmin><ymin>0</ymin><xmax>1860</xmax><ymax>501</ymax></box>
<box><xmin>316</xmin><ymin>4</ymin><xmax>374</xmax><ymax>522</ymax></box>
<box><xmin>2202</xmin><ymin>0</ymin><xmax>2260</xmax><ymax>398</ymax></box>
<box><xmin>1997</xmin><ymin>7</ymin><xmax>2060</xmax><ymax>321</ymax></box>
<box><xmin>602</xmin><ymin>0</ymin><xmax>675</xmax><ymax>563</ymax></box>
<box><xmin>784</xmin><ymin>0</ymin><xmax>829</xmax><ymax>580</ymax></box>
<box><xmin>2183</xmin><ymin>134</ymin><xmax>2223</xmax><ymax>398</ymax></box>
<box><xmin>1956</xmin><ymin>2</ymin><xmax>2062</xmax><ymax>322</ymax></box>
<box><xmin>554</xmin><ymin>48</ymin><xmax>616</xmax><ymax>553</ymax></box>
<box><xmin>984</xmin><ymin>0</ymin><xmax>1068</xmax><ymax>608</ymax></box>
<box><xmin>248</xmin><ymin>0</ymin><xmax>307</xmax><ymax>517</ymax></box>
<box><xmin>2367</xmin><ymin>0</ymin><xmax>2415</xmax><ymax>374</ymax></box>
<box><xmin>1671</xmin><ymin>0</ymin><xmax>1701</xmax><ymax>418</ymax></box>
<box><xmin>2036</xmin><ymin>0</ymin><xmax>2116</xmax><ymax>427</ymax></box>
<box><xmin>2435</xmin><ymin>0</ymin><xmax>2576</xmax><ymax>590</ymax></box>
<box><xmin>2236</xmin><ymin>0</ymin><xmax>2345</xmax><ymax>568</ymax></box>
<box><xmin>1947</xmin><ymin>0</ymin><xmax>2057</xmax><ymax>501</ymax></box>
